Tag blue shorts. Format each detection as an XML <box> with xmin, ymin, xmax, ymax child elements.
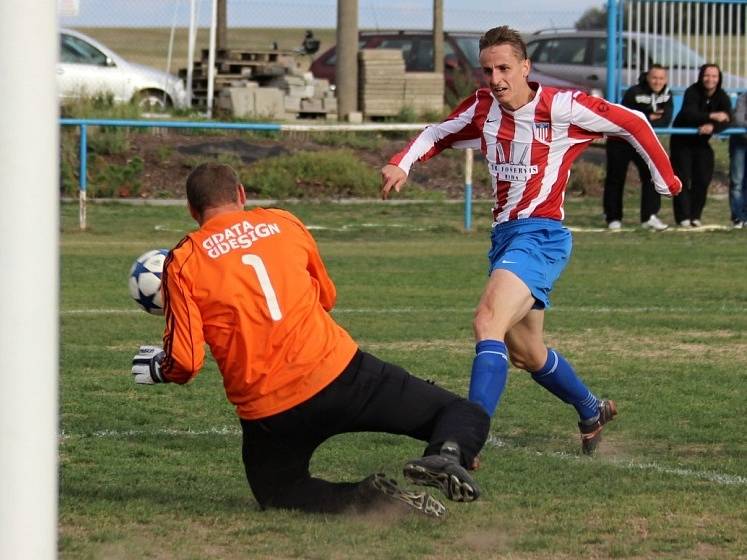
<box><xmin>488</xmin><ymin>218</ymin><xmax>572</xmax><ymax>309</ymax></box>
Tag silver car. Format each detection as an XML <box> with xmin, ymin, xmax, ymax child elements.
<box><xmin>58</xmin><ymin>29</ymin><xmax>188</xmax><ymax>110</ymax></box>
<box><xmin>525</xmin><ymin>29</ymin><xmax>747</xmax><ymax>96</ymax></box>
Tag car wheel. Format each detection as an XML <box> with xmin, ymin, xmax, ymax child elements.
<box><xmin>136</xmin><ymin>90</ymin><xmax>171</xmax><ymax>111</ymax></box>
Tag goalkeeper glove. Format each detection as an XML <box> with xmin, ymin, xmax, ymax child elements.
<box><xmin>132</xmin><ymin>345</ymin><xmax>168</xmax><ymax>384</ymax></box>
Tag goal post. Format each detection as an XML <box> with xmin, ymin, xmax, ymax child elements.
<box><xmin>0</xmin><ymin>0</ymin><xmax>59</xmax><ymax>558</ymax></box>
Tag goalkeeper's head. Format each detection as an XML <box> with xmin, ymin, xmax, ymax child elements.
<box><xmin>186</xmin><ymin>163</ymin><xmax>246</xmax><ymax>224</ymax></box>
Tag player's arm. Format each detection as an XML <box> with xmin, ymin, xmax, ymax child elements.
<box><xmin>570</xmin><ymin>92</ymin><xmax>681</xmax><ymax>197</ymax></box>
<box><xmin>381</xmin><ymin>92</ymin><xmax>483</xmax><ymax>199</ymax></box>
<box><xmin>144</xmin><ymin>244</ymin><xmax>206</xmax><ymax>384</ymax></box>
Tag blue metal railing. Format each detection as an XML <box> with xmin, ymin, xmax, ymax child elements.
<box><xmin>60</xmin><ymin>118</ymin><xmax>747</xmax><ymax>231</ymax></box>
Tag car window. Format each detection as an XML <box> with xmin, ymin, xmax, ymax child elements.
<box><xmin>453</xmin><ymin>36</ymin><xmax>480</xmax><ymax>68</ymax></box>
<box><xmin>380</xmin><ymin>38</ymin><xmax>417</xmax><ymax>67</ymax></box>
<box><xmin>323</xmin><ymin>39</ymin><xmax>367</xmax><ymax>66</ymax></box>
<box><xmin>526</xmin><ymin>40</ymin><xmax>542</xmax><ymax>60</ymax></box>
<box><xmin>593</xmin><ymin>38</ymin><xmax>643</xmax><ymax>68</ymax></box>
<box><xmin>60</xmin><ymin>34</ymin><xmax>109</xmax><ymax>66</ymax></box>
<box><xmin>534</xmin><ymin>38</ymin><xmax>587</xmax><ymax>65</ymax></box>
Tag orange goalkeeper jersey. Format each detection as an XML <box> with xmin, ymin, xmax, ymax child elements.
<box><xmin>160</xmin><ymin>208</ymin><xmax>358</xmax><ymax>420</ymax></box>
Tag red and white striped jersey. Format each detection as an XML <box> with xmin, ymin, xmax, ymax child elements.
<box><xmin>389</xmin><ymin>83</ymin><xmax>681</xmax><ymax>224</ymax></box>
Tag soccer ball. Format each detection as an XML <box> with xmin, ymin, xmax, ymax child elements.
<box><xmin>128</xmin><ymin>249</ymin><xmax>169</xmax><ymax>315</ymax></box>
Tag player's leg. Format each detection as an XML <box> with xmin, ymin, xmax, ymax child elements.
<box><xmin>469</xmin><ymin>268</ymin><xmax>535</xmax><ymax>416</ymax></box>
<box><xmin>240</xmin><ymin>365</ymin><xmax>449</xmax><ymax>517</ymax></box>
<box><xmin>345</xmin><ymin>352</ymin><xmax>490</xmax><ymax>468</ymax></box>
<box><xmin>507</xmin><ymin>311</ymin><xmax>599</xmax><ymax>421</ymax></box>
<box><xmin>603</xmin><ymin>140</ymin><xmax>630</xmax><ymax>226</ymax></box>
<box><xmin>506</xmin><ymin>312</ymin><xmax>617</xmax><ymax>454</ymax></box>
<box><xmin>343</xmin><ymin>351</ymin><xmax>490</xmax><ymax>502</ymax></box>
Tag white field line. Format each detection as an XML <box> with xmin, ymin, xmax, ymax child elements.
<box><xmin>484</xmin><ymin>434</ymin><xmax>747</xmax><ymax>486</ymax></box>
<box><xmin>61</xmin><ymin>304</ymin><xmax>746</xmax><ymax>316</ymax></box>
<box><xmin>59</xmin><ymin>427</ymin><xmax>746</xmax><ymax>487</ymax></box>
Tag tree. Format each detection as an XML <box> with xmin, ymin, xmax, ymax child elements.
<box><xmin>575</xmin><ymin>6</ymin><xmax>607</xmax><ymax>30</ymax></box>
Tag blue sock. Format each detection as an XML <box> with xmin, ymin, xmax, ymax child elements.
<box><xmin>531</xmin><ymin>349</ymin><xmax>599</xmax><ymax>421</ymax></box>
<box><xmin>468</xmin><ymin>339</ymin><xmax>509</xmax><ymax>417</ymax></box>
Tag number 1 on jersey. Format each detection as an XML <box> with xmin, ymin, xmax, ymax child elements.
<box><xmin>241</xmin><ymin>254</ymin><xmax>283</xmax><ymax>321</ymax></box>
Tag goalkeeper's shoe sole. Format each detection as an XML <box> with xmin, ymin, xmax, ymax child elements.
<box><xmin>579</xmin><ymin>399</ymin><xmax>618</xmax><ymax>455</ymax></box>
<box><xmin>403</xmin><ymin>455</ymin><xmax>480</xmax><ymax>502</ymax></box>
<box><xmin>371</xmin><ymin>474</ymin><xmax>447</xmax><ymax>519</ymax></box>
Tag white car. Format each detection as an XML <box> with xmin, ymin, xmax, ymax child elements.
<box><xmin>58</xmin><ymin>29</ymin><xmax>188</xmax><ymax>110</ymax></box>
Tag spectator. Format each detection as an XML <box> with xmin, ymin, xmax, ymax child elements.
<box><xmin>603</xmin><ymin>65</ymin><xmax>673</xmax><ymax>231</ymax></box>
<box><xmin>729</xmin><ymin>91</ymin><xmax>747</xmax><ymax>228</ymax></box>
<box><xmin>670</xmin><ymin>64</ymin><xmax>733</xmax><ymax>227</ymax></box>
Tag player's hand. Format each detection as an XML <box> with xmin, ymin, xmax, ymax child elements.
<box><xmin>380</xmin><ymin>164</ymin><xmax>407</xmax><ymax>200</ymax></box>
<box><xmin>669</xmin><ymin>176</ymin><xmax>683</xmax><ymax>197</ymax></box>
<box><xmin>132</xmin><ymin>345</ymin><xmax>167</xmax><ymax>384</ymax></box>
<box><xmin>698</xmin><ymin>123</ymin><xmax>714</xmax><ymax>135</ymax></box>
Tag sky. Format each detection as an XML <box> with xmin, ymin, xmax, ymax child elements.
<box><xmin>59</xmin><ymin>0</ymin><xmax>605</xmax><ymax>32</ymax></box>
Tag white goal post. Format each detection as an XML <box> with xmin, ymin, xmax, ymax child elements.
<box><xmin>0</xmin><ymin>0</ymin><xmax>59</xmax><ymax>558</ymax></box>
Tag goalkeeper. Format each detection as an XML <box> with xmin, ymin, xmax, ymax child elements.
<box><xmin>131</xmin><ymin>163</ymin><xmax>489</xmax><ymax>518</ymax></box>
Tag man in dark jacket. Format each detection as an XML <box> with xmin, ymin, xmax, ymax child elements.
<box><xmin>670</xmin><ymin>63</ymin><xmax>733</xmax><ymax>227</ymax></box>
<box><xmin>604</xmin><ymin>65</ymin><xmax>673</xmax><ymax>230</ymax></box>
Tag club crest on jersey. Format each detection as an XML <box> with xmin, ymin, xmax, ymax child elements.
<box><xmin>533</xmin><ymin>122</ymin><xmax>550</xmax><ymax>142</ymax></box>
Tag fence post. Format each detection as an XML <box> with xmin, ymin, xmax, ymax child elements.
<box><xmin>464</xmin><ymin>148</ymin><xmax>473</xmax><ymax>232</ymax></box>
<box><xmin>607</xmin><ymin>0</ymin><xmax>619</xmax><ymax>102</ymax></box>
<box><xmin>79</xmin><ymin>124</ymin><xmax>87</xmax><ymax>231</ymax></box>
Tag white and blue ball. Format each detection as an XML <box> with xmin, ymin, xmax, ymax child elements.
<box><xmin>128</xmin><ymin>249</ymin><xmax>169</xmax><ymax>315</ymax></box>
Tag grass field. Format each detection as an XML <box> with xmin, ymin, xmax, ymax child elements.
<box><xmin>60</xmin><ymin>195</ymin><xmax>747</xmax><ymax>559</ymax></box>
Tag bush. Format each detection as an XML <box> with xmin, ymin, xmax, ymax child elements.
<box><xmin>89</xmin><ymin>156</ymin><xmax>144</xmax><ymax>198</ymax></box>
<box><xmin>567</xmin><ymin>161</ymin><xmax>605</xmax><ymax>197</ymax></box>
<box><xmin>241</xmin><ymin>149</ymin><xmax>380</xmax><ymax>199</ymax></box>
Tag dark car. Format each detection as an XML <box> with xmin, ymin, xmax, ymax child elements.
<box><xmin>310</xmin><ymin>30</ymin><xmax>591</xmax><ymax>99</ymax></box>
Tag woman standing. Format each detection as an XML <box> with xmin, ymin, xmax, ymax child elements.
<box><xmin>670</xmin><ymin>64</ymin><xmax>732</xmax><ymax>227</ymax></box>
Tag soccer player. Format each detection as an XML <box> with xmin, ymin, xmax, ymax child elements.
<box><xmin>131</xmin><ymin>163</ymin><xmax>490</xmax><ymax>518</ymax></box>
<box><xmin>380</xmin><ymin>26</ymin><xmax>681</xmax><ymax>454</ymax></box>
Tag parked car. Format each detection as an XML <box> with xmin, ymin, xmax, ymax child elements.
<box><xmin>525</xmin><ymin>29</ymin><xmax>747</xmax><ymax>96</ymax></box>
<box><xmin>58</xmin><ymin>29</ymin><xmax>188</xmax><ymax>110</ymax></box>
<box><xmin>310</xmin><ymin>30</ymin><xmax>593</xmax><ymax>101</ymax></box>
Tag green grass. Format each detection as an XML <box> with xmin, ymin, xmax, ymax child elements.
<box><xmin>60</xmin><ymin>195</ymin><xmax>747</xmax><ymax>559</ymax></box>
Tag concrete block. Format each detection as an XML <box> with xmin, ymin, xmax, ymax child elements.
<box><xmin>253</xmin><ymin>87</ymin><xmax>285</xmax><ymax>119</ymax></box>
<box><xmin>284</xmin><ymin>95</ymin><xmax>302</xmax><ymax>112</ymax></box>
<box><xmin>225</xmin><ymin>87</ymin><xmax>255</xmax><ymax>118</ymax></box>
<box><xmin>301</xmin><ymin>98</ymin><xmax>324</xmax><ymax>112</ymax></box>
<box><xmin>322</xmin><ymin>97</ymin><xmax>337</xmax><ymax>113</ymax></box>
<box><xmin>347</xmin><ymin>111</ymin><xmax>363</xmax><ymax>124</ymax></box>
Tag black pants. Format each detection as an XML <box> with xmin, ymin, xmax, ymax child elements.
<box><xmin>670</xmin><ymin>136</ymin><xmax>715</xmax><ymax>223</ymax></box>
<box><xmin>240</xmin><ymin>350</ymin><xmax>490</xmax><ymax>514</ymax></box>
<box><xmin>603</xmin><ymin>140</ymin><xmax>661</xmax><ymax>223</ymax></box>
